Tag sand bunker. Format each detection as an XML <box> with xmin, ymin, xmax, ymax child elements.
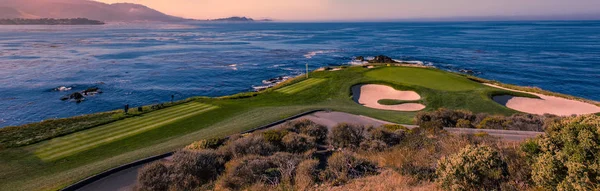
<box><xmin>486</xmin><ymin>84</ymin><xmax>600</xmax><ymax>116</ymax></box>
<box><xmin>352</xmin><ymin>84</ymin><xmax>425</xmax><ymax>111</ymax></box>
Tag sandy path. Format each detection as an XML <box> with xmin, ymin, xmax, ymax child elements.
<box><xmin>352</xmin><ymin>84</ymin><xmax>426</xmax><ymax>111</ymax></box>
<box><xmin>485</xmin><ymin>83</ymin><xmax>600</xmax><ymax>116</ymax></box>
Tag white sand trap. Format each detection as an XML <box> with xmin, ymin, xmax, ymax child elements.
<box><xmin>485</xmin><ymin>84</ymin><xmax>600</xmax><ymax>116</ymax></box>
<box><xmin>352</xmin><ymin>84</ymin><xmax>426</xmax><ymax>111</ymax></box>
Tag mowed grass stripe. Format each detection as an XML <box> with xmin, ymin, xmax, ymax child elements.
<box><xmin>277</xmin><ymin>78</ymin><xmax>326</xmax><ymax>94</ymax></box>
<box><xmin>37</xmin><ymin>106</ymin><xmax>218</xmax><ymax>161</ymax></box>
<box><xmin>277</xmin><ymin>79</ymin><xmax>321</xmax><ymax>93</ymax></box>
<box><xmin>35</xmin><ymin>104</ymin><xmax>213</xmax><ymax>157</ymax></box>
<box><xmin>36</xmin><ymin>105</ymin><xmax>218</xmax><ymax>161</ymax></box>
<box><xmin>283</xmin><ymin>79</ymin><xmax>326</xmax><ymax>94</ymax></box>
<box><xmin>35</xmin><ymin>104</ymin><xmax>213</xmax><ymax>155</ymax></box>
<box><xmin>34</xmin><ymin>103</ymin><xmax>208</xmax><ymax>152</ymax></box>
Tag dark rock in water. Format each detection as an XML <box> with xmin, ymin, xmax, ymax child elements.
<box><xmin>60</xmin><ymin>92</ymin><xmax>85</xmax><ymax>102</ymax></box>
<box><xmin>82</xmin><ymin>87</ymin><xmax>102</xmax><ymax>95</ymax></box>
<box><xmin>368</xmin><ymin>55</ymin><xmax>398</xmax><ymax>63</ymax></box>
<box><xmin>459</xmin><ymin>69</ymin><xmax>477</xmax><ymax>74</ymax></box>
<box><xmin>60</xmin><ymin>87</ymin><xmax>102</xmax><ymax>102</ymax></box>
<box><xmin>355</xmin><ymin>56</ymin><xmax>365</xmax><ymax>61</ymax></box>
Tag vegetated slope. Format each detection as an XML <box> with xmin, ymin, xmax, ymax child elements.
<box><xmin>0</xmin><ymin>0</ymin><xmax>184</xmax><ymax>21</ymax></box>
<box><xmin>0</xmin><ymin>66</ymin><xmax>582</xmax><ymax>190</ymax></box>
<box><xmin>137</xmin><ymin>114</ymin><xmax>600</xmax><ymax>190</ymax></box>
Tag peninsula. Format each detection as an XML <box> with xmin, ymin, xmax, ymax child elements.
<box><xmin>0</xmin><ymin>18</ymin><xmax>105</xmax><ymax>25</ymax></box>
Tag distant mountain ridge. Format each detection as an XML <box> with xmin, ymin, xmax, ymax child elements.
<box><xmin>0</xmin><ymin>0</ymin><xmax>184</xmax><ymax>22</ymax></box>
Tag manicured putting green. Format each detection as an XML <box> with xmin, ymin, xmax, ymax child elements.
<box><xmin>276</xmin><ymin>78</ymin><xmax>326</xmax><ymax>94</ymax></box>
<box><xmin>366</xmin><ymin>67</ymin><xmax>483</xmax><ymax>91</ymax></box>
<box><xmin>34</xmin><ymin>102</ymin><xmax>217</xmax><ymax>161</ymax></box>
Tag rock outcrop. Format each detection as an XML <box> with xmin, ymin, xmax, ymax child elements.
<box><xmin>368</xmin><ymin>55</ymin><xmax>398</xmax><ymax>63</ymax></box>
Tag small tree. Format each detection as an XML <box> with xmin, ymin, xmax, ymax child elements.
<box><xmin>436</xmin><ymin>145</ymin><xmax>509</xmax><ymax>190</ymax></box>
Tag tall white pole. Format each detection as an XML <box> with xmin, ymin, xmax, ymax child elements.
<box><xmin>306</xmin><ymin>63</ymin><xmax>309</xmax><ymax>78</ymax></box>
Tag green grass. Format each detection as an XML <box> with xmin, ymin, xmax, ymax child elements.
<box><xmin>378</xmin><ymin>99</ymin><xmax>422</xmax><ymax>105</ymax></box>
<box><xmin>366</xmin><ymin>67</ymin><xmax>482</xmax><ymax>91</ymax></box>
<box><xmin>0</xmin><ymin>66</ymin><xmax>572</xmax><ymax>190</ymax></box>
<box><xmin>276</xmin><ymin>78</ymin><xmax>326</xmax><ymax>94</ymax></box>
<box><xmin>33</xmin><ymin>103</ymin><xmax>217</xmax><ymax>161</ymax></box>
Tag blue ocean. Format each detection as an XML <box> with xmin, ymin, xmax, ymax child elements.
<box><xmin>1</xmin><ymin>21</ymin><xmax>599</xmax><ymax>127</ymax></box>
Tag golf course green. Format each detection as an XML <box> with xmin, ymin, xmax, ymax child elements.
<box><xmin>0</xmin><ymin>65</ymin><xmax>569</xmax><ymax>190</ymax></box>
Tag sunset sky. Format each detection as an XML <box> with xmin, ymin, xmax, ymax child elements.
<box><xmin>96</xmin><ymin>0</ymin><xmax>600</xmax><ymax>21</ymax></box>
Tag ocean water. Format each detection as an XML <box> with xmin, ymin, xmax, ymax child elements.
<box><xmin>1</xmin><ymin>21</ymin><xmax>599</xmax><ymax>127</ymax></box>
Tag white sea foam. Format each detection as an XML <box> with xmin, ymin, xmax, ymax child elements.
<box><xmin>55</xmin><ymin>86</ymin><xmax>72</xmax><ymax>91</ymax></box>
<box><xmin>348</xmin><ymin>60</ymin><xmax>368</xmax><ymax>65</ymax></box>
<box><xmin>304</xmin><ymin>50</ymin><xmax>334</xmax><ymax>59</ymax></box>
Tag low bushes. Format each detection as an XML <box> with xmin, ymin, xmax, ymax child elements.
<box><xmin>436</xmin><ymin>145</ymin><xmax>509</xmax><ymax>190</ymax></box>
<box><xmin>294</xmin><ymin>159</ymin><xmax>320</xmax><ymax>190</ymax></box>
<box><xmin>138</xmin><ymin>120</ymin><xmax>386</xmax><ymax>191</ymax></box>
<box><xmin>185</xmin><ymin>137</ymin><xmax>226</xmax><ymax>150</ymax></box>
<box><xmin>330</xmin><ymin>123</ymin><xmax>405</xmax><ymax>151</ymax></box>
<box><xmin>322</xmin><ymin>151</ymin><xmax>379</xmax><ymax>185</ymax></box>
<box><xmin>218</xmin><ymin>134</ymin><xmax>279</xmax><ymax>159</ymax></box>
<box><xmin>526</xmin><ymin>115</ymin><xmax>600</xmax><ymax>190</ymax></box>
<box><xmin>170</xmin><ymin>150</ymin><xmax>226</xmax><ymax>189</ymax></box>
<box><xmin>282</xmin><ymin>119</ymin><xmax>328</xmax><ymax>144</ymax></box>
<box><xmin>218</xmin><ymin>155</ymin><xmax>282</xmax><ymax>190</ymax></box>
<box><xmin>415</xmin><ymin>108</ymin><xmax>559</xmax><ymax>131</ymax></box>
<box><xmin>330</xmin><ymin>124</ymin><xmax>367</xmax><ymax>149</ymax></box>
<box><xmin>137</xmin><ymin>162</ymin><xmax>171</xmax><ymax>191</ymax></box>
<box><xmin>282</xmin><ymin>133</ymin><xmax>317</xmax><ymax>153</ymax></box>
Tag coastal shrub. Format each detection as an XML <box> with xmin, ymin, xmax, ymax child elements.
<box><xmin>418</xmin><ymin>120</ymin><xmax>444</xmax><ymax>135</ymax></box>
<box><xmin>330</xmin><ymin>124</ymin><xmax>367</xmax><ymax>149</ymax></box>
<box><xmin>269</xmin><ymin>152</ymin><xmax>305</xmax><ymax>186</ymax></box>
<box><xmin>295</xmin><ymin>159</ymin><xmax>321</xmax><ymax>190</ymax></box>
<box><xmin>477</xmin><ymin>116</ymin><xmax>508</xmax><ymax>129</ymax></box>
<box><xmin>170</xmin><ymin>149</ymin><xmax>226</xmax><ymax>189</ymax></box>
<box><xmin>359</xmin><ymin>140</ymin><xmax>388</xmax><ymax>152</ymax></box>
<box><xmin>369</xmin><ymin>128</ymin><xmax>404</xmax><ymax>146</ymax></box>
<box><xmin>219</xmin><ymin>155</ymin><xmax>281</xmax><ymax>190</ymax></box>
<box><xmin>283</xmin><ymin>119</ymin><xmax>328</xmax><ymax>144</ymax></box>
<box><xmin>504</xmin><ymin>113</ymin><xmax>549</xmax><ymax>131</ymax></box>
<box><xmin>436</xmin><ymin>145</ymin><xmax>509</xmax><ymax>191</ymax></box>
<box><xmin>281</xmin><ymin>132</ymin><xmax>317</xmax><ymax>153</ymax></box>
<box><xmin>528</xmin><ymin>115</ymin><xmax>600</xmax><ymax>190</ymax></box>
<box><xmin>501</xmin><ymin>146</ymin><xmax>534</xmax><ymax>190</ymax></box>
<box><xmin>218</xmin><ymin>153</ymin><xmax>304</xmax><ymax>190</ymax></box>
<box><xmin>263</xmin><ymin>129</ymin><xmax>289</xmax><ymax>145</ymax></box>
<box><xmin>185</xmin><ymin>137</ymin><xmax>226</xmax><ymax>150</ymax></box>
<box><xmin>137</xmin><ymin>162</ymin><xmax>171</xmax><ymax>191</ymax></box>
<box><xmin>455</xmin><ymin>119</ymin><xmax>474</xmax><ymax>129</ymax></box>
<box><xmin>323</xmin><ymin>151</ymin><xmax>379</xmax><ymax>185</ymax></box>
<box><xmin>218</xmin><ymin>134</ymin><xmax>279</xmax><ymax>159</ymax></box>
<box><xmin>415</xmin><ymin>108</ymin><xmax>475</xmax><ymax>127</ymax></box>
<box><xmin>382</xmin><ymin>124</ymin><xmax>410</xmax><ymax>132</ymax></box>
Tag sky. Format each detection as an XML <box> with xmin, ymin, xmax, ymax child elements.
<box><xmin>96</xmin><ymin>0</ymin><xmax>600</xmax><ymax>21</ymax></box>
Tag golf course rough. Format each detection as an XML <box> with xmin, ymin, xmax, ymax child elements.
<box><xmin>276</xmin><ymin>78</ymin><xmax>327</xmax><ymax>94</ymax></box>
<box><xmin>34</xmin><ymin>102</ymin><xmax>218</xmax><ymax>161</ymax></box>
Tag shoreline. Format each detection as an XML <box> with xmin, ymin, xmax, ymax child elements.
<box><xmin>3</xmin><ymin>64</ymin><xmax>599</xmax><ymax>131</ymax></box>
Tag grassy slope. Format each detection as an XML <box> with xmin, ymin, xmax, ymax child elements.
<box><xmin>0</xmin><ymin>66</ymin><xmax>539</xmax><ymax>190</ymax></box>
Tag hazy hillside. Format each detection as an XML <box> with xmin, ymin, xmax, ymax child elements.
<box><xmin>0</xmin><ymin>0</ymin><xmax>184</xmax><ymax>22</ymax></box>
